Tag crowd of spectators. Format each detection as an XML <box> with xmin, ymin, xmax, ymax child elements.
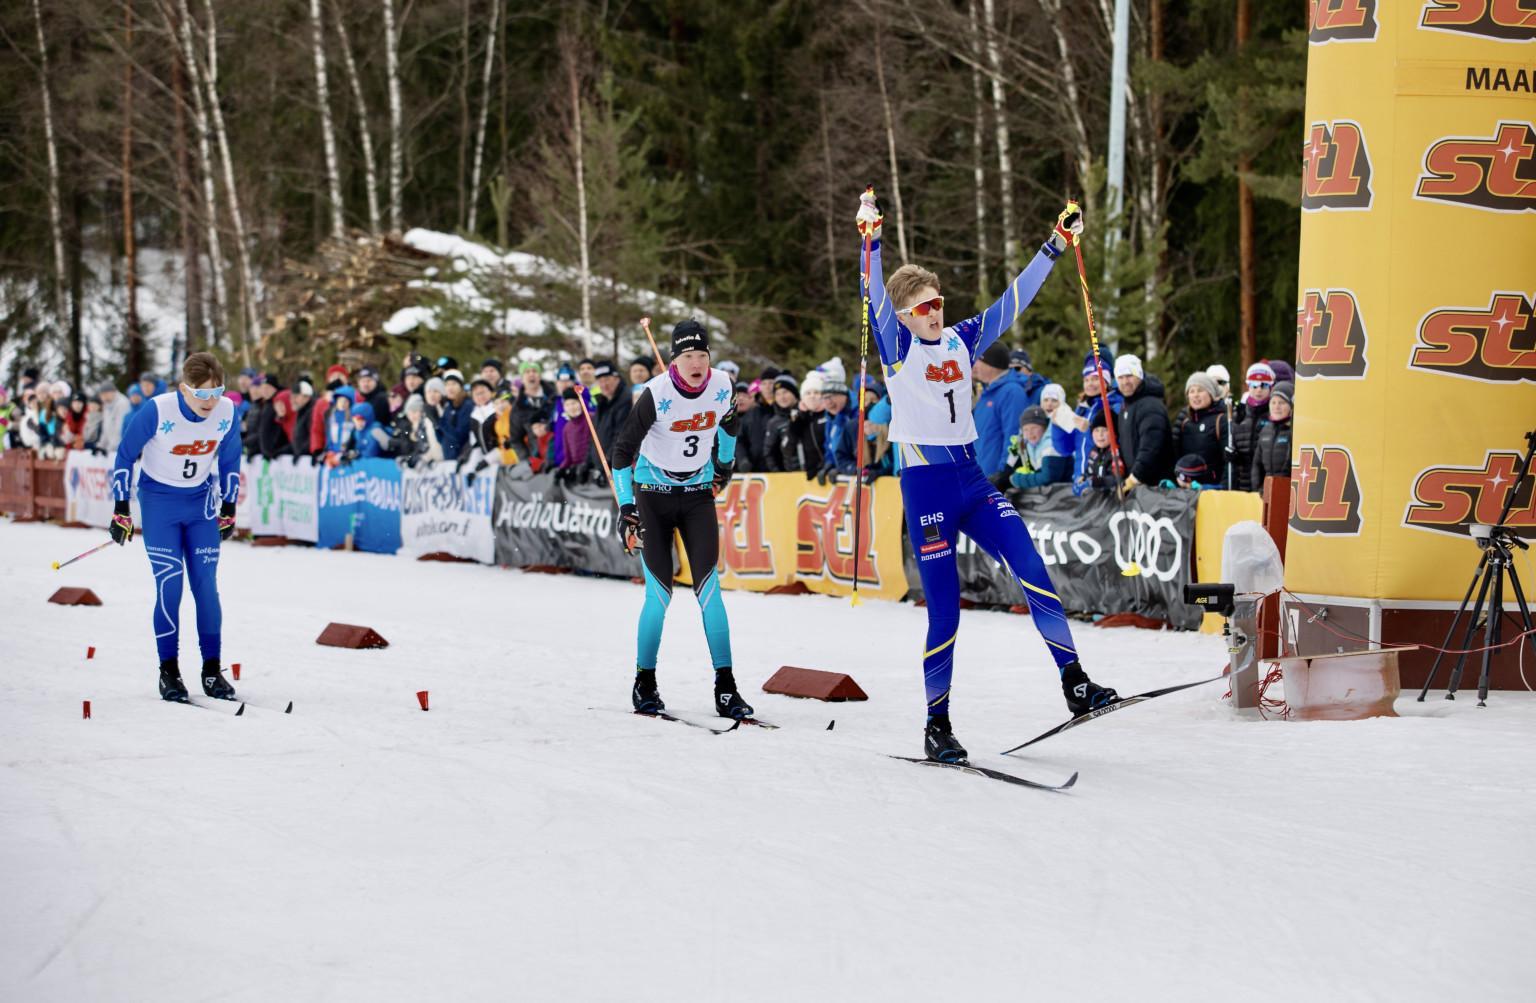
<box><xmin>0</xmin><ymin>342</ymin><xmax>1296</xmax><ymax>499</ymax></box>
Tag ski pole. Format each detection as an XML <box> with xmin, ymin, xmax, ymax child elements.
<box><xmin>1066</xmin><ymin>203</ymin><xmax>1140</xmax><ymax>576</ymax></box>
<box><xmin>52</xmin><ymin>539</ymin><xmax>116</xmax><ymax>571</ymax></box>
<box><xmin>573</xmin><ymin>388</ymin><xmax>622</xmax><ymax>508</ymax></box>
<box><xmin>639</xmin><ymin>317</ymin><xmax>664</xmax><ymax>371</ymax></box>
<box><xmin>850</xmin><ymin>193</ymin><xmax>875</xmax><ymax>608</ymax></box>
<box><xmin>1066</xmin><ymin>202</ymin><xmax>1127</xmax><ymax>484</ymax></box>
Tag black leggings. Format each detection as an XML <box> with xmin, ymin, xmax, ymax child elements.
<box><xmin>635</xmin><ymin>486</ymin><xmax>731</xmax><ymax>669</ymax></box>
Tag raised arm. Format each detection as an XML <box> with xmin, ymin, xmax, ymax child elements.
<box><xmin>952</xmin><ymin>203</ymin><xmax>1084</xmax><ymax>358</ymax></box>
<box><xmin>856</xmin><ymin>190</ymin><xmax>907</xmax><ymax>369</ymax></box>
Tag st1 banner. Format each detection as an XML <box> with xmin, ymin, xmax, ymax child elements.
<box><xmin>492</xmin><ymin>467</ymin><xmax>635</xmax><ymax>576</ymax></box>
<box><xmin>903</xmin><ymin>484</ymin><xmax>1200</xmax><ymax>630</ymax></box>
<box><xmin>236</xmin><ymin>456</ymin><xmax>320</xmax><ymax>542</ymax></box>
<box><xmin>401</xmin><ymin>461</ymin><xmax>494</xmax><ymax>564</ymax></box>
<box><xmin>317</xmin><ymin>458</ymin><xmax>402</xmax><ymax>553</ymax></box>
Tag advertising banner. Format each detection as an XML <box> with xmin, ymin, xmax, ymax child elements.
<box><xmin>1291</xmin><ymin>1</ymin><xmax>1536</xmax><ymax>601</ymax></box>
<box><xmin>317</xmin><ymin>458</ymin><xmax>402</xmax><ymax>553</ymax></box>
<box><xmin>63</xmin><ymin>450</ymin><xmax>119</xmax><ymax>528</ymax></box>
<box><xmin>401</xmin><ymin>462</ymin><xmax>495</xmax><ymax>564</ymax></box>
<box><xmin>902</xmin><ymin>484</ymin><xmax>1201</xmax><ymax>629</ymax></box>
<box><xmin>492</xmin><ymin>468</ymin><xmax>634</xmax><ymax>576</ymax></box>
<box><xmin>236</xmin><ymin>456</ymin><xmax>320</xmax><ymax>542</ymax></box>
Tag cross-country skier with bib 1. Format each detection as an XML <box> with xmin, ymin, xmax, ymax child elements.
<box><xmin>109</xmin><ymin>352</ymin><xmax>242</xmax><ymax>703</ymax></box>
<box><xmin>609</xmin><ymin>319</ymin><xmax>754</xmax><ymax>721</ymax></box>
<box><xmin>855</xmin><ymin>190</ymin><xmax>1119</xmax><ymax>764</ymax></box>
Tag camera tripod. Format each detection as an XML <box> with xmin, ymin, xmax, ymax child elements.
<box><xmin>1418</xmin><ymin>430</ymin><xmax>1536</xmax><ymax>707</ymax></box>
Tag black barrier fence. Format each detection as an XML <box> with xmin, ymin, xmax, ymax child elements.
<box><xmin>903</xmin><ymin>484</ymin><xmax>1201</xmax><ymax>629</ymax></box>
<box><xmin>494</xmin><ymin>469</ymin><xmax>1200</xmax><ymax>628</ymax></box>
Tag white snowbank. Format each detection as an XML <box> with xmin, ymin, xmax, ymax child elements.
<box><xmin>3</xmin><ymin>518</ymin><xmax>1532</xmax><ymax>999</ymax></box>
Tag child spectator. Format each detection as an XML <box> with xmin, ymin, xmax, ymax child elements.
<box><xmin>1074</xmin><ymin>410</ymin><xmax>1118</xmax><ymax>495</ymax></box>
<box><xmin>555</xmin><ymin>387</ymin><xmax>592</xmax><ymax>480</ymax></box>
<box><xmin>324</xmin><ymin>387</ymin><xmax>356</xmax><ymax>465</ymax></box>
<box><xmin>1008</xmin><ymin>406</ymin><xmax>1070</xmax><ymax>490</ymax></box>
<box><xmin>1161</xmin><ymin>454</ymin><xmax>1217</xmax><ymax>490</ymax></box>
<box><xmin>350</xmin><ymin>402</ymin><xmax>391</xmax><ymax>458</ymax></box>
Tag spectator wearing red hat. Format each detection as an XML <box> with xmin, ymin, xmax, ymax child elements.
<box><xmin>1230</xmin><ymin>361</ymin><xmax>1275</xmax><ymax>491</ymax></box>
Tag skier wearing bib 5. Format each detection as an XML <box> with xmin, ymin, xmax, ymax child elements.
<box><xmin>855</xmin><ymin>190</ymin><xmax>1119</xmax><ymax>763</ymax></box>
<box><xmin>610</xmin><ymin>319</ymin><xmax>754</xmax><ymax>721</ymax></box>
<box><xmin>109</xmin><ymin>352</ymin><xmax>242</xmax><ymax>703</ymax></box>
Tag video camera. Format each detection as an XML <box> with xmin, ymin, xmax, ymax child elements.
<box><xmin>1183</xmin><ymin>582</ymin><xmax>1235</xmax><ymax>618</ymax></box>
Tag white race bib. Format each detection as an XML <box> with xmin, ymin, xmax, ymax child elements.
<box><xmin>137</xmin><ymin>393</ymin><xmax>236</xmax><ymax>489</ymax></box>
<box><xmin>887</xmin><ymin>333</ymin><xmax>977</xmax><ymax>446</ymax></box>
<box><xmin>639</xmin><ymin>369</ymin><xmax>735</xmax><ymax>474</ymax></box>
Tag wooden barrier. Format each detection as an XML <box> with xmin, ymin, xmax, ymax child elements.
<box><xmin>0</xmin><ymin>450</ymin><xmax>36</xmax><ymax>519</ymax></box>
<box><xmin>31</xmin><ymin>459</ymin><xmax>68</xmax><ymax>522</ymax></box>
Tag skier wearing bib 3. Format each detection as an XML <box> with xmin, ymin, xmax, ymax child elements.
<box><xmin>855</xmin><ymin>190</ymin><xmax>1119</xmax><ymax>763</ymax></box>
<box><xmin>109</xmin><ymin>352</ymin><xmax>242</xmax><ymax>703</ymax></box>
<box><xmin>610</xmin><ymin>319</ymin><xmax>754</xmax><ymax>721</ymax></box>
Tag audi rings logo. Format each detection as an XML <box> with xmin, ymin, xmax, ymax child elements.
<box><xmin>1109</xmin><ymin>511</ymin><xmax>1183</xmax><ymax>582</ymax></box>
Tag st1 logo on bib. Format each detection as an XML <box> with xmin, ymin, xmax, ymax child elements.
<box><xmin>925</xmin><ymin>359</ymin><xmax>965</xmax><ymax>384</ymax></box>
<box><xmin>169</xmin><ymin>440</ymin><xmax>219</xmax><ymax>456</ymax></box>
<box><xmin>669</xmin><ymin>411</ymin><xmax>717</xmax><ymax>433</ymax></box>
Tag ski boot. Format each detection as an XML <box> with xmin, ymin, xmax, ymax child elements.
<box><xmin>713</xmin><ymin>668</ymin><xmax>754</xmax><ymax>721</ymax></box>
<box><xmin>158</xmin><ymin>659</ymin><xmax>189</xmax><ymax>703</ymax></box>
<box><xmin>924</xmin><ymin>713</ymin><xmax>968</xmax><ymax>764</ymax></box>
<box><xmin>201</xmin><ymin>659</ymin><xmax>237</xmax><ymax>700</ymax></box>
<box><xmin>632</xmin><ymin>668</ymin><xmax>665</xmax><ymax>714</ymax></box>
<box><xmin>1061</xmin><ymin>661</ymin><xmax>1119</xmax><ymax>717</ymax></box>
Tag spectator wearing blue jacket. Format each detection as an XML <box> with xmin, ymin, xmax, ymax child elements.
<box><xmin>1063</xmin><ymin>351</ymin><xmax>1125</xmax><ymax>495</ymax></box>
<box><xmin>972</xmin><ymin>341</ymin><xmax>1034</xmax><ymax>480</ymax></box>
<box><xmin>816</xmin><ymin>379</ymin><xmax>859</xmax><ymax>479</ymax></box>
<box><xmin>324</xmin><ymin>386</ymin><xmax>356</xmax><ymax>463</ymax></box>
<box><xmin>436</xmin><ymin>371</ymin><xmax>471</xmax><ymax>459</ymax></box>
<box><xmin>1008</xmin><ymin>406</ymin><xmax>1071</xmax><ymax>490</ymax></box>
<box><xmin>349</xmin><ymin>402</ymin><xmax>391</xmax><ymax>458</ymax></box>
<box><xmin>1008</xmin><ymin>349</ymin><xmax>1050</xmax><ymax>410</ymax></box>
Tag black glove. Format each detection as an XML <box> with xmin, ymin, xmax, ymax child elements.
<box><xmin>218</xmin><ymin>501</ymin><xmax>237</xmax><ymax>541</ymax></box>
<box><xmin>109</xmin><ymin>500</ymin><xmax>134</xmax><ymax>545</ymax></box>
<box><xmin>341</xmin><ymin>449</ymin><xmax>358</xmax><ymax>463</ymax></box>
<box><xmin>455</xmin><ymin>453</ymin><xmax>471</xmax><ymax>472</ymax></box>
<box><xmin>591</xmin><ymin>468</ymin><xmax>608</xmax><ymax>489</ymax></box>
<box><xmin>618</xmin><ymin>502</ymin><xmax>643</xmax><ymax>554</ymax></box>
<box><xmin>804</xmin><ymin>465</ymin><xmax>817</xmax><ymax>482</ymax></box>
<box><xmin>989</xmin><ymin>469</ymin><xmax>1012</xmax><ymax>492</ymax></box>
<box><xmin>553</xmin><ymin>465</ymin><xmax>571</xmax><ymax>484</ymax></box>
<box><xmin>712</xmin><ymin>459</ymin><xmax>732</xmax><ymax>495</ymax></box>
<box><xmin>815</xmin><ymin>465</ymin><xmax>832</xmax><ymax>487</ymax></box>
<box><xmin>466</xmin><ymin>459</ymin><xmax>489</xmax><ymax>485</ymax></box>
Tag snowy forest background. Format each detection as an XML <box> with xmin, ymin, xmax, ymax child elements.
<box><xmin>0</xmin><ymin>0</ymin><xmax>1304</xmax><ymax>388</ymax></box>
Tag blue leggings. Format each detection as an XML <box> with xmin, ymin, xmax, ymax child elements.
<box><xmin>900</xmin><ymin>459</ymin><xmax>1077</xmax><ymax>716</ymax></box>
<box><xmin>138</xmin><ymin>484</ymin><xmax>223</xmax><ymax>663</ymax></box>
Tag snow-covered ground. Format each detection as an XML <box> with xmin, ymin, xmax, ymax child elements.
<box><xmin>2</xmin><ymin>519</ymin><xmax>1532</xmax><ymax>1001</ymax></box>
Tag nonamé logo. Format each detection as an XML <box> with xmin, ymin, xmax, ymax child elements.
<box><xmin>1302</xmin><ymin>121</ymin><xmax>1373</xmax><ymax>211</ymax></box>
<box><xmin>1310</xmin><ymin>0</ymin><xmax>1378</xmax><ymax>42</ymax></box>
<box><xmin>1405</xmin><ymin>451</ymin><xmax>1536</xmax><ymax>539</ymax></box>
<box><xmin>1415</xmin><ymin>121</ymin><xmax>1536</xmax><ymax>213</ymax></box>
<box><xmin>1296</xmin><ymin>289</ymin><xmax>1369</xmax><ymax>378</ymax></box>
<box><xmin>1412</xmin><ymin>292</ymin><xmax>1536</xmax><ymax>383</ymax></box>
<box><xmin>1290</xmin><ymin>445</ymin><xmax>1364</xmax><ymax>536</ymax></box>
<box><xmin>1421</xmin><ymin>0</ymin><xmax>1536</xmax><ymax>42</ymax></box>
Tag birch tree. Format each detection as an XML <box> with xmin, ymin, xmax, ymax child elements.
<box><xmin>565</xmin><ymin>33</ymin><xmax>592</xmax><ymax>354</ymax></box>
<box><xmin>872</xmin><ymin>29</ymin><xmax>908</xmax><ymax>264</ymax></box>
<box><xmin>966</xmin><ymin>0</ymin><xmax>989</xmax><ymax>300</ymax></box>
<box><xmin>198</xmin><ymin>0</ymin><xmax>259</xmax><ymax>355</ymax></box>
<box><xmin>30</xmin><ymin>0</ymin><xmax>69</xmax><ymax>336</ymax></box>
<box><xmin>382</xmin><ymin>0</ymin><xmax>404</xmax><ymax>231</ymax></box>
<box><xmin>308</xmin><ymin>0</ymin><xmax>345</xmax><ymax>237</ymax></box>
<box><xmin>979</xmin><ymin>0</ymin><xmax>1015</xmax><ymax>273</ymax></box>
<box><xmin>466</xmin><ymin>0</ymin><xmax>501</xmax><ymax>235</ymax></box>
<box><xmin>332</xmin><ymin>1</ymin><xmax>380</xmax><ymax>234</ymax></box>
<box><xmin>172</xmin><ymin>0</ymin><xmax>229</xmax><ymax>343</ymax></box>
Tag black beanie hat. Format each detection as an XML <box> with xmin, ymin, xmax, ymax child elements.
<box><xmin>671</xmin><ymin>319</ymin><xmax>709</xmax><ymax>359</ymax></box>
<box><xmin>979</xmin><ymin>342</ymin><xmax>1011</xmax><ymax>370</ymax></box>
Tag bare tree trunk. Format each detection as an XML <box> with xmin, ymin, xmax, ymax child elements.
<box><xmin>1038</xmin><ymin>0</ymin><xmax>1094</xmax><ymax>186</ymax></box>
<box><xmin>332</xmin><ymin>1</ymin><xmax>380</xmax><ymax>234</ymax></box>
<box><xmin>382</xmin><ymin>0</ymin><xmax>404</xmax><ymax>232</ymax></box>
<box><xmin>981</xmin><ymin>0</ymin><xmax>1017</xmax><ymax>273</ymax></box>
<box><xmin>1140</xmin><ymin>0</ymin><xmax>1167</xmax><ymax>360</ymax></box>
<box><xmin>199</xmin><ymin>0</ymin><xmax>258</xmax><ymax>360</ymax></box>
<box><xmin>466</xmin><ymin>0</ymin><xmax>501</xmax><ymax>235</ymax></box>
<box><xmin>122</xmin><ymin>0</ymin><xmax>143</xmax><ymax>376</ymax></box>
<box><xmin>308</xmin><ymin>0</ymin><xmax>345</xmax><ymax>237</ymax></box>
<box><xmin>967</xmin><ymin>0</ymin><xmax>990</xmax><ymax>300</ymax></box>
<box><xmin>30</xmin><ymin>0</ymin><xmax>70</xmax><ymax>338</ymax></box>
<box><xmin>565</xmin><ymin>35</ymin><xmax>592</xmax><ymax>355</ymax></box>
<box><xmin>818</xmin><ymin>86</ymin><xmax>839</xmax><ymax>302</ymax></box>
<box><xmin>872</xmin><ymin>30</ymin><xmax>909</xmax><ymax>264</ymax></box>
<box><xmin>173</xmin><ymin>0</ymin><xmax>228</xmax><ymax>347</ymax></box>
<box><xmin>1237</xmin><ymin>0</ymin><xmax>1256</xmax><ymax>373</ymax></box>
<box><xmin>172</xmin><ymin>45</ymin><xmax>206</xmax><ymax>351</ymax></box>
<box><xmin>456</xmin><ymin>1</ymin><xmax>470</xmax><ymax>227</ymax></box>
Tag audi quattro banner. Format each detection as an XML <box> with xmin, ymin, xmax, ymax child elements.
<box><xmin>492</xmin><ymin>468</ymin><xmax>635</xmax><ymax>576</ymax></box>
<box><xmin>903</xmin><ymin>484</ymin><xmax>1201</xmax><ymax>630</ymax></box>
<box><xmin>400</xmin><ymin>462</ymin><xmax>495</xmax><ymax>563</ymax></box>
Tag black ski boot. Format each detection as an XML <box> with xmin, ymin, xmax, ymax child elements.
<box><xmin>713</xmin><ymin>668</ymin><xmax>754</xmax><ymax>720</ymax></box>
<box><xmin>1061</xmin><ymin>661</ymin><xmax>1119</xmax><ymax>717</ymax></box>
<box><xmin>924</xmin><ymin>713</ymin><xmax>968</xmax><ymax>764</ymax></box>
<box><xmin>201</xmin><ymin>659</ymin><xmax>237</xmax><ymax>700</ymax></box>
<box><xmin>158</xmin><ymin>659</ymin><xmax>189</xmax><ymax>703</ymax></box>
<box><xmin>632</xmin><ymin>668</ymin><xmax>665</xmax><ymax>714</ymax></box>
